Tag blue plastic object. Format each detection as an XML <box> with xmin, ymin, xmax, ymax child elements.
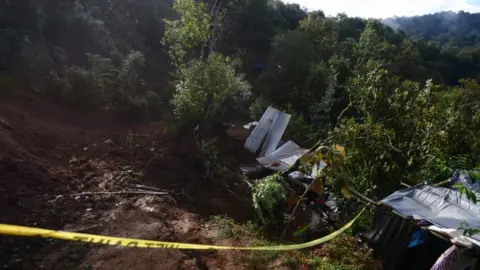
<box><xmin>408</xmin><ymin>229</ymin><xmax>428</xmax><ymax>248</ymax></box>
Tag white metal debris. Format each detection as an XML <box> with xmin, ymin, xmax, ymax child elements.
<box><xmin>259</xmin><ymin>112</ymin><xmax>291</xmax><ymax>157</ymax></box>
<box><xmin>244</xmin><ymin>107</ymin><xmax>308</xmax><ymax>172</ymax></box>
<box><xmin>244</xmin><ymin>106</ymin><xmax>284</xmax><ymax>154</ymax></box>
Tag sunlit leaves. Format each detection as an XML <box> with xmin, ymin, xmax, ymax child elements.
<box><xmin>163</xmin><ymin>0</ymin><xmax>212</xmax><ymax>68</ymax></box>
<box><xmin>252</xmin><ymin>174</ymin><xmax>287</xmax><ymax>226</ymax></box>
<box><xmin>172</xmin><ymin>53</ymin><xmax>251</xmax><ymax>125</ymax></box>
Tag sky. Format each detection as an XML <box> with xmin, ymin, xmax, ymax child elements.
<box><xmin>285</xmin><ymin>0</ymin><xmax>480</xmax><ymax>19</ymax></box>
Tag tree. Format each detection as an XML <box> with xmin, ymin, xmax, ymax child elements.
<box><xmin>259</xmin><ymin>15</ymin><xmax>339</xmax><ymax>119</ymax></box>
<box><xmin>172</xmin><ymin>53</ymin><xmax>250</xmax><ymax>124</ymax></box>
<box><xmin>164</xmin><ymin>0</ymin><xmax>251</xmax><ymax>127</ymax></box>
<box><xmin>163</xmin><ymin>0</ymin><xmax>212</xmax><ymax>69</ymax></box>
<box><xmin>330</xmin><ymin>68</ymin><xmax>462</xmax><ymax>195</ymax></box>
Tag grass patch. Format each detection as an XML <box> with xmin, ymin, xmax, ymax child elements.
<box><xmin>210</xmin><ymin>215</ymin><xmax>382</xmax><ymax>270</ymax></box>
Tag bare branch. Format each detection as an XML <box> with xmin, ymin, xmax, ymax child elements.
<box><xmin>64</xmin><ymin>191</ymin><xmax>169</xmax><ymax>197</ymax></box>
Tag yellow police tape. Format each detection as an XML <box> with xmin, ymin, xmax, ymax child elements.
<box><xmin>0</xmin><ymin>208</ymin><xmax>365</xmax><ymax>251</ymax></box>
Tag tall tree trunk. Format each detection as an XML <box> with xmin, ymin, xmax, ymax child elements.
<box><xmin>198</xmin><ymin>0</ymin><xmax>226</xmax><ymax>130</ymax></box>
<box><xmin>201</xmin><ymin>0</ymin><xmax>225</xmax><ymax>60</ymax></box>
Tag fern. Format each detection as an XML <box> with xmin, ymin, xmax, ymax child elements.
<box><xmin>447</xmin><ymin>155</ymin><xmax>473</xmax><ymax>171</ymax></box>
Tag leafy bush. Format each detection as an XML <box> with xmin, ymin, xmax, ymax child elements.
<box><xmin>282</xmin><ymin>108</ymin><xmax>319</xmax><ymax>148</ymax></box>
<box><xmin>62</xmin><ymin>65</ymin><xmax>98</xmax><ymax>104</ymax></box>
<box><xmin>163</xmin><ymin>0</ymin><xmax>212</xmax><ymax>68</ymax></box>
<box><xmin>85</xmin><ymin>53</ymin><xmax>117</xmax><ymax>96</ymax></box>
<box><xmin>249</xmin><ymin>95</ymin><xmax>270</xmax><ymax>120</ymax></box>
<box><xmin>44</xmin><ymin>53</ymin><xmax>116</xmax><ymax>105</ymax></box>
<box><xmin>172</xmin><ymin>53</ymin><xmax>251</xmax><ymax>126</ymax></box>
<box><xmin>123</xmin><ymin>96</ymin><xmax>150</xmax><ymax>121</ymax></box>
<box><xmin>252</xmin><ymin>174</ymin><xmax>288</xmax><ymax>226</ymax></box>
<box><xmin>195</xmin><ymin>137</ymin><xmax>222</xmax><ymax>179</ymax></box>
<box><xmin>44</xmin><ymin>71</ymin><xmax>70</xmax><ymax>99</ymax></box>
<box><xmin>43</xmin><ymin>50</ymin><xmax>157</xmax><ymax>118</ymax></box>
<box><xmin>119</xmin><ymin>51</ymin><xmax>146</xmax><ymax>95</ymax></box>
<box><xmin>329</xmin><ymin>70</ymin><xmax>463</xmax><ymax>195</ymax></box>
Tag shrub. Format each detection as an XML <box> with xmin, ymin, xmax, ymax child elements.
<box><xmin>85</xmin><ymin>53</ymin><xmax>117</xmax><ymax>97</ymax></box>
<box><xmin>44</xmin><ymin>71</ymin><xmax>70</xmax><ymax>99</ymax></box>
<box><xmin>45</xmin><ymin>53</ymin><xmax>117</xmax><ymax>105</ymax></box>
<box><xmin>195</xmin><ymin>137</ymin><xmax>222</xmax><ymax>179</ymax></box>
<box><xmin>249</xmin><ymin>95</ymin><xmax>270</xmax><ymax>120</ymax></box>
<box><xmin>123</xmin><ymin>96</ymin><xmax>150</xmax><ymax>121</ymax></box>
<box><xmin>283</xmin><ymin>109</ymin><xmax>319</xmax><ymax>148</ymax></box>
<box><xmin>119</xmin><ymin>51</ymin><xmax>146</xmax><ymax>95</ymax></box>
<box><xmin>63</xmin><ymin>65</ymin><xmax>98</xmax><ymax>104</ymax></box>
<box><xmin>172</xmin><ymin>53</ymin><xmax>251</xmax><ymax>126</ymax></box>
<box><xmin>309</xmin><ymin>235</ymin><xmax>382</xmax><ymax>270</ymax></box>
<box><xmin>44</xmin><ymin>51</ymin><xmax>154</xmax><ymax>115</ymax></box>
<box><xmin>252</xmin><ymin>174</ymin><xmax>288</xmax><ymax>226</ymax></box>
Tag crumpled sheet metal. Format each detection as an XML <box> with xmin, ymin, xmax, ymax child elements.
<box><xmin>381</xmin><ymin>184</ymin><xmax>480</xmax><ymax>242</ymax></box>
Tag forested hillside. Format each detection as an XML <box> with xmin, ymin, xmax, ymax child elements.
<box><xmin>383</xmin><ymin>11</ymin><xmax>480</xmax><ymax>47</ymax></box>
<box><xmin>2</xmin><ymin>0</ymin><xmax>480</xmax><ymax>269</ymax></box>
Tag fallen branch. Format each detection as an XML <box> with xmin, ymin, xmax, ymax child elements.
<box><xmin>127</xmin><ymin>184</ymin><xmax>165</xmax><ymax>192</ymax></box>
<box><xmin>242</xmin><ymin>179</ymin><xmax>253</xmax><ymax>188</ymax></box>
<box><xmin>400</xmin><ymin>182</ymin><xmax>411</xmax><ymax>188</ymax></box>
<box><xmin>336</xmin><ymin>102</ymin><xmax>352</xmax><ymax>125</ymax></box>
<box><xmin>344</xmin><ymin>186</ymin><xmax>377</xmax><ymax>205</ymax></box>
<box><xmin>66</xmin><ymin>190</ymin><xmax>169</xmax><ymax>196</ymax></box>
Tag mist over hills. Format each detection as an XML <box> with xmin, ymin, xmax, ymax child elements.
<box><xmin>383</xmin><ymin>11</ymin><xmax>480</xmax><ymax>47</ymax></box>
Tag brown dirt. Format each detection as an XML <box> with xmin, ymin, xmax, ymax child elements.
<box><xmin>0</xmin><ymin>91</ymin><xmax>261</xmax><ymax>269</ymax></box>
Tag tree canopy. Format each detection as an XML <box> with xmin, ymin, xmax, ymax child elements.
<box><xmin>2</xmin><ymin>0</ymin><xmax>480</xmax><ymax>221</ymax></box>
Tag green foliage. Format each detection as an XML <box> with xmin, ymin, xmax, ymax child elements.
<box><xmin>461</xmin><ymin>221</ymin><xmax>480</xmax><ymax>237</ymax></box>
<box><xmin>164</xmin><ymin>0</ymin><xmax>252</xmax><ymax>127</ymax></box>
<box><xmin>260</xmin><ymin>15</ymin><xmax>339</xmax><ymax>118</ymax></box>
<box><xmin>62</xmin><ymin>65</ymin><xmax>99</xmax><ymax>104</ymax></box>
<box><xmin>123</xmin><ymin>96</ymin><xmax>150</xmax><ymax>121</ymax></box>
<box><xmin>210</xmin><ymin>214</ymin><xmax>380</xmax><ymax>270</ymax></box>
<box><xmin>309</xmin><ymin>235</ymin><xmax>382</xmax><ymax>270</ymax></box>
<box><xmin>220</xmin><ymin>0</ymin><xmax>306</xmax><ymax>65</ymax></box>
<box><xmin>454</xmin><ymin>183</ymin><xmax>478</xmax><ymax>204</ymax></box>
<box><xmin>355</xmin><ymin>22</ymin><xmax>397</xmax><ymax>67</ymax></box>
<box><xmin>282</xmin><ymin>109</ymin><xmax>319</xmax><ymax>148</ymax></box>
<box><xmin>251</xmin><ymin>174</ymin><xmax>287</xmax><ymax>226</ymax></box>
<box><xmin>211</xmin><ymin>215</ymin><xmax>238</xmax><ymax>238</ymax></box>
<box><xmin>163</xmin><ymin>0</ymin><xmax>212</xmax><ymax>68</ymax></box>
<box><xmin>196</xmin><ymin>137</ymin><xmax>222</xmax><ymax>179</ymax></box>
<box><xmin>6</xmin><ymin>1</ymin><xmax>480</xmax><ymax>266</ymax></box>
<box><xmin>44</xmin><ymin>50</ymin><xmax>151</xmax><ymax>111</ymax></box>
<box><xmin>249</xmin><ymin>95</ymin><xmax>270</xmax><ymax>120</ymax></box>
<box><xmin>172</xmin><ymin>53</ymin><xmax>251</xmax><ymax>125</ymax></box>
<box><xmin>383</xmin><ymin>11</ymin><xmax>480</xmax><ymax>47</ymax></box>
<box><xmin>327</xmin><ymin>68</ymin><xmax>469</xmax><ymax>195</ymax></box>
<box><xmin>119</xmin><ymin>51</ymin><xmax>146</xmax><ymax>95</ymax></box>
<box><xmin>210</xmin><ymin>215</ymin><xmax>289</xmax><ymax>268</ymax></box>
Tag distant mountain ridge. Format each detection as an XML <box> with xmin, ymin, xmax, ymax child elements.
<box><xmin>382</xmin><ymin>11</ymin><xmax>480</xmax><ymax>47</ymax></box>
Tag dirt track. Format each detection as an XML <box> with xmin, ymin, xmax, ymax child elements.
<box><xmin>0</xmin><ymin>91</ymin><xmax>259</xmax><ymax>269</ymax></box>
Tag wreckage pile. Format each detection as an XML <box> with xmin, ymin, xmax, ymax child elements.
<box><xmin>237</xmin><ymin>106</ymin><xmax>480</xmax><ymax>269</ymax></box>
<box><xmin>239</xmin><ymin>106</ymin><xmax>341</xmax><ymax>237</ymax></box>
